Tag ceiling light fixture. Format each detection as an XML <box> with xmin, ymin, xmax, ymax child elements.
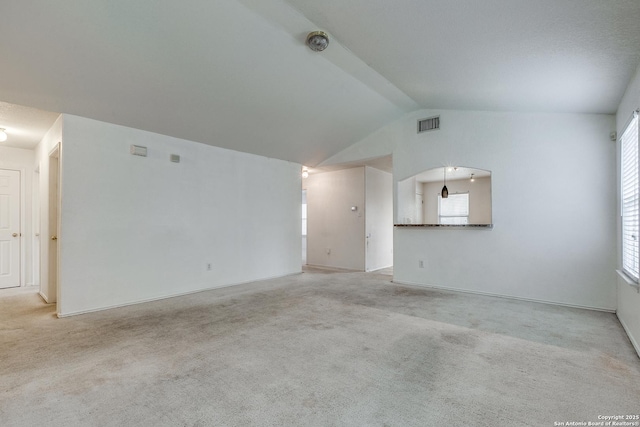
<box><xmin>0</xmin><ymin>129</ymin><xmax>7</xmax><ymax>142</ymax></box>
<box><xmin>302</xmin><ymin>167</ymin><xmax>309</xmax><ymax>179</ymax></box>
<box><xmin>306</xmin><ymin>31</ymin><xmax>329</xmax><ymax>52</ymax></box>
<box><xmin>441</xmin><ymin>168</ymin><xmax>448</xmax><ymax>199</ymax></box>
<box><xmin>470</xmin><ymin>173</ymin><xmax>475</xmax><ymax>182</ymax></box>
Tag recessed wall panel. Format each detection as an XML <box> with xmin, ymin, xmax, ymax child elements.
<box><xmin>0</xmin><ymin>240</ymin><xmax>10</xmax><ymax>276</ymax></box>
<box><xmin>0</xmin><ymin>195</ymin><xmax>10</xmax><ymax>230</ymax></box>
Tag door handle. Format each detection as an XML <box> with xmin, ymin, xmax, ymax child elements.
<box><xmin>51</xmin><ymin>235</ymin><xmax>57</xmax><ymax>241</ymax></box>
<box><xmin>12</xmin><ymin>233</ymin><xmax>18</xmax><ymax>237</ymax></box>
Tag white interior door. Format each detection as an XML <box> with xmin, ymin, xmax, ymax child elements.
<box><xmin>0</xmin><ymin>169</ymin><xmax>21</xmax><ymax>289</ymax></box>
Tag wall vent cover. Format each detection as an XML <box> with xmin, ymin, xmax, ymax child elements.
<box><xmin>418</xmin><ymin>116</ymin><xmax>440</xmax><ymax>133</ymax></box>
<box><xmin>130</xmin><ymin>145</ymin><xmax>148</xmax><ymax>157</ymax></box>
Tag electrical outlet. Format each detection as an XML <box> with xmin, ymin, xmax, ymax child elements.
<box><xmin>206</xmin><ymin>263</ymin><xmax>212</xmax><ymax>271</ymax></box>
<box><xmin>419</xmin><ymin>260</ymin><xmax>424</xmax><ymax>268</ymax></box>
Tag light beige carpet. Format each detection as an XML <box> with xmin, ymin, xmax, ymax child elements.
<box><xmin>1</xmin><ymin>268</ymin><xmax>639</xmax><ymax>426</ymax></box>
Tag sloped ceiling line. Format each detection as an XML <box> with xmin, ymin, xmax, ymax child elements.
<box><xmin>0</xmin><ymin>0</ymin><xmax>639</xmax><ymax>165</ymax></box>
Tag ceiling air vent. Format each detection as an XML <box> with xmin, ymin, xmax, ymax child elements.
<box><xmin>417</xmin><ymin>116</ymin><xmax>440</xmax><ymax>133</ymax></box>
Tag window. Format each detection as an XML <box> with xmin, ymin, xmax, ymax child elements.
<box><xmin>621</xmin><ymin>112</ymin><xmax>639</xmax><ymax>282</ymax></box>
<box><xmin>438</xmin><ymin>193</ymin><xmax>469</xmax><ymax>225</ymax></box>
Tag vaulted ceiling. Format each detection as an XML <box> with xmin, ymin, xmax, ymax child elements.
<box><xmin>1</xmin><ymin>0</ymin><xmax>639</xmax><ymax>165</ymax></box>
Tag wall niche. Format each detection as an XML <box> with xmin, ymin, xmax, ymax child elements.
<box><xmin>396</xmin><ymin>166</ymin><xmax>492</xmax><ymax>227</ymax></box>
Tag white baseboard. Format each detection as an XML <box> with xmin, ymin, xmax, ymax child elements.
<box><xmin>617</xmin><ymin>314</ymin><xmax>640</xmax><ymax>359</ymax></box>
<box><xmin>392</xmin><ymin>279</ymin><xmax>616</xmax><ymax>313</ymax></box>
<box><xmin>57</xmin><ymin>271</ymin><xmax>302</xmax><ymax>318</ymax></box>
<box><xmin>39</xmin><ymin>291</ymin><xmax>52</xmax><ymax>304</ymax></box>
<box><xmin>366</xmin><ymin>264</ymin><xmax>393</xmax><ymax>273</ymax></box>
<box><xmin>304</xmin><ymin>264</ymin><xmax>361</xmax><ymax>272</ymax></box>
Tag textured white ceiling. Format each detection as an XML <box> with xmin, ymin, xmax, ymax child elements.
<box><xmin>0</xmin><ymin>102</ymin><xmax>59</xmax><ymax>149</ymax></box>
<box><xmin>0</xmin><ymin>0</ymin><xmax>407</xmax><ymax>163</ymax></box>
<box><xmin>412</xmin><ymin>167</ymin><xmax>492</xmax><ymax>184</ymax></box>
<box><xmin>283</xmin><ymin>0</ymin><xmax>640</xmax><ymax>114</ymax></box>
<box><xmin>0</xmin><ymin>0</ymin><xmax>638</xmax><ymax>162</ymax></box>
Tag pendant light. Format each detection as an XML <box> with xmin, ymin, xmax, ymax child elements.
<box><xmin>441</xmin><ymin>167</ymin><xmax>448</xmax><ymax>198</ymax></box>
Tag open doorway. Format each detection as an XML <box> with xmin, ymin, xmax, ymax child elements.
<box><xmin>0</xmin><ymin>101</ymin><xmax>62</xmax><ymax>309</ymax></box>
<box><xmin>43</xmin><ymin>144</ymin><xmax>60</xmax><ymax>308</ymax></box>
<box><xmin>303</xmin><ymin>155</ymin><xmax>393</xmax><ymax>272</ymax></box>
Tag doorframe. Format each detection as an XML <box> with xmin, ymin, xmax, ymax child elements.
<box><xmin>51</xmin><ymin>144</ymin><xmax>61</xmax><ymax>308</ymax></box>
<box><xmin>32</xmin><ymin>165</ymin><xmax>40</xmax><ymax>288</ymax></box>
<box><xmin>0</xmin><ymin>167</ymin><xmax>27</xmax><ymax>287</ymax></box>
<box><xmin>41</xmin><ymin>143</ymin><xmax>61</xmax><ymax>309</ymax></box>
<box><xmin>301</xmin><ymin>189</ymin><xmax>307</xmax><ymax>266</ymax></box>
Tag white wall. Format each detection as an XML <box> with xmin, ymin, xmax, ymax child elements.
<box><xmin>305</xmin><ymin>167</ymin><xmax>365</xmax><ymax>270</ymax></box>
<box><xmin>0</xmin><ymin>146</ymin><xmax>36</xmax><ymax>286</ymax></box>
<box><xmin>365</xmin><ymin>167</ymin><xmax>393</xmax><ymax>271</ymax></box>
<box><xmin>49</xmin><ymin>115</ymin><xmax>300</xmax><ymax>316</ymax></box>
<box><xmin>326</xmin><ymin>109</ymin><xmax>617</xmax><ymax>310</ymax></box>
<box><xmin>397</xmin><ymin>176</ymin><xmax>418</xmax><ymax>224</ymax></box>
<box><xmin>394</xmin><ymin>110</ymin><xmax>616</xmax><ymax>310</ymax></box>
<box><xmin>616</xmin><ymin>64</ymin><xmax>640</xmax><ymax>356</ymax></box>
<box><xmin>320</xmin><ymin>119</ymin><xmax>404</xmax><ymax>168</ymax></box>
<box><xmin>34</xmin><ymin>115</ymin><xmax>63</xmax><ymax>302</ymax></box>
<box><xmin>393</xmin><ymin>111</ymin><xmax>616</xmax><ymax>310</ymax></box>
